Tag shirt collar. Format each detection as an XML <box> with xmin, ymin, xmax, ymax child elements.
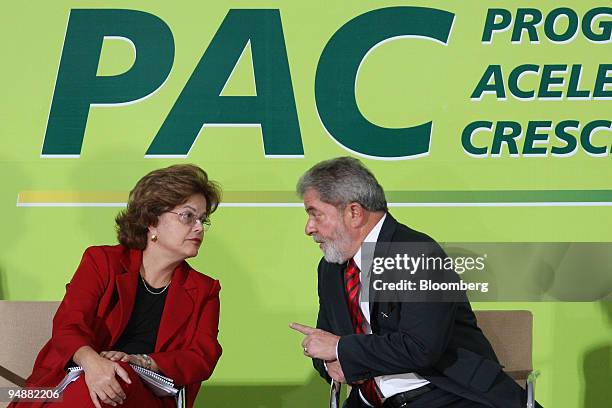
<box><xmin>352</xmin><ymin>213</ymin><xmax>387</xmax><ymax>270</ymax></box>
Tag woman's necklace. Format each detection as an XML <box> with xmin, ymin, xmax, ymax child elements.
<box><xmin>140</xmin><ymin>273</ymin><xmax>171</xmax><ymax>295</ymax></box>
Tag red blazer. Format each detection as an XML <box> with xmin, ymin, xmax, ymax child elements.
<box><xmin>22</xmin><ymin>245</ymin><xmax>222</xmax><ymax>408</ymax></box>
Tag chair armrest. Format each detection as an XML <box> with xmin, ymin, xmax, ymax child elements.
<box><xmin>526</xmin><ymin>370</ymin><xmax>540</xmax><ymax>408</ymax></box>
<box><xmin>0</xmin><ymin>364</ymin><xmax>27</xmax><ymax>387</ymax></box>
<box><xmin>176</xmin><ymin>386</ymin><xmax>186</xmax><ymax>408</ymax></box>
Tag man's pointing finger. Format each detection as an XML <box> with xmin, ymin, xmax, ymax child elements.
<box><xmin>289</xmin><ymin>322</ymin><xmax>317</xmax><ymax>335</ymax></box>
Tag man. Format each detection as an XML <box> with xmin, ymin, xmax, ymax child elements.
<box><xmin>290</xmin><ymin>157</ymin><xmax>540</xmax><ymax>408</ymax></box>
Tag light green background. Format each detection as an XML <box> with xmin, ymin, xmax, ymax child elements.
<box><xmin>1</xmin><ymin>1</ymin><xmax>611</xmax><ymax>407</ymax></box>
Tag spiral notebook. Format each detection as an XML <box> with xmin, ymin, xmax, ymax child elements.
<box><xmin>56</xmin><ymin>364</ymin><xmax>184</xmax><ymax>408</ymax></box>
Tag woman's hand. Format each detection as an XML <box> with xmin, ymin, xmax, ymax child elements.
<box><xmin>78</xmin><ymin>350</ymin><xmax>131</xmax><ymax>408</ymax></box>
<box><xmin>100</xmin><ymin>350</ymin><xmax>160</xmax><ymax>373</ymax></box>
<box><xmin>99</xmin><ymin>350</ymin><xmax>130</xmax><ymax>363</ymax></box>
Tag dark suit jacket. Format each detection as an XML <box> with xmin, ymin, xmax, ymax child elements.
<box><xmin>19</xmin><ymin>245</ymin><xmax>222</xmax><ymax>408</ymax></box>
<box><xmin>312</xmin><ymin>214</ymin><xmax>539</xmax><ymax>408</ymax></box>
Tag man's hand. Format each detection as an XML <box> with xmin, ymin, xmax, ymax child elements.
<box><xmin>326</xmin><ymin>360</ymin><xmax>346</xmax><ymax>383</ymax></box>
<box><xmin>289</xmin><ymin>322</ymin><xmax>339</xmax><ymax>361</ymax></box>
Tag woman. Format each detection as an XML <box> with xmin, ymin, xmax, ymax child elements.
<box><xmin>10</xmin><ymin>164</ymin><xmax>222</xmax><ymax>408</ymax></box>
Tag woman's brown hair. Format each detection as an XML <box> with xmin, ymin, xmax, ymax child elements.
<box><xmin>115</xmin><ymin>164</ymin><xmax>221</xmax><ymax>249</ymax></box>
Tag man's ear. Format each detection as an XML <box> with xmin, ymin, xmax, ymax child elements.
<box><xmin>346</xmin><ymin>202</ymin><xmax>365</xmax><ymax>227</ymax></box>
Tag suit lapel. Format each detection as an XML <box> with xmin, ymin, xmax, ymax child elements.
<box><xmin>325</xmin><ymin>261</ymin><xmax>355</xmax><ymax>336</ymax></box>
<box><xmin>326</xmin><ymin>214</ymin><xmax>400</xmax><ymax>334</ymax></box>
<box><xmin>372</xmin><ymin>213</ymin><xmax>398</xmax><ymax>259</ymax></box>
<box><xmin>155</xmin><ymin>262</ymin><xmax>196</xmax><ymax>351</ymax></box>
<box><xmin>368</xmin><ymin>214</ymin><xmax>398</xmax><ymax>317</ymax></box>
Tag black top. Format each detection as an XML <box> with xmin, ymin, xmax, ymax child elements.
<box><xmin>113</xmin><ymin>276</ymin><xmax>169</xmax><ymax>355</ymax></box>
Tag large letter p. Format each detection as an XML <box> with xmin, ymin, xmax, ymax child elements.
<box><xmin>42</xmin><ymin>9</ymin><xmax>174</xmax><ymax>156</ymax></box>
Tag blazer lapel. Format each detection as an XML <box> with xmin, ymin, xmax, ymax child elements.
<box><xmin>110</xmin><ymin>248</ymin><xmax>141</xmax><ymax>345</ymax></box>
<box><xmin>155</xmin><ymin>262</ymin><xmax>195</xmax><ymax>351</ymax></box>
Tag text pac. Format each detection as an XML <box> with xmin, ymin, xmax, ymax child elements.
<box><xmin>42</xmin><ymin>7</ymin><xmax>456</xmax><ymax>159</ymax></box>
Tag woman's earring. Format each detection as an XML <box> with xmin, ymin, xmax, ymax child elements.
<box><xmin>151</xmin><ymin>234</ymin><xmax>158</xmax><ymax>242</ymax></box>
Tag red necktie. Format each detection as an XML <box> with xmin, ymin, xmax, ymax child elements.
<box><xmin>345</xmin><ymin>259</ymin><xmax>382</xmax><ymax>407</ymax></box>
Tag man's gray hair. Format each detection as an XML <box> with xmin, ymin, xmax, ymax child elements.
<box><xmin>296</xmin><ymin>157</ymin><xmax>387</xmax><ymax>212</ymax></box>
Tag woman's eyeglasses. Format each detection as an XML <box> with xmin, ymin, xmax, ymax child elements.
<box><xmin>167</xmin><ymin>211</ymin><xmax>211</xmax><ymax>231</ymax></box>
